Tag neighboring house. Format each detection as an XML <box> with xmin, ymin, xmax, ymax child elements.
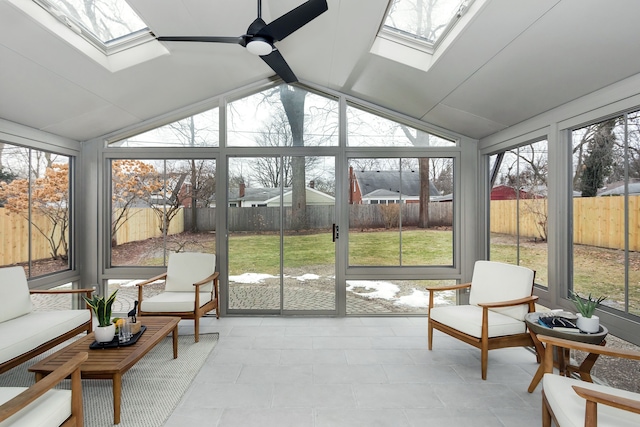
<box><xmin>490</xmin><ymin>185</ymin><xmax>542</xmax><ymax>200</ymax></box>
<box><xmin>349</xmin><ymin>168</ymin><xmax>440</xmax><ymax>205</ymax></box>
<box><xmin>228</xmin><ymin>181</ymin><xmax>334</xmax><ymax>207</ymax></box>
<box><xmin>597</xmin><ymin>180</ymin><xmax>640</xmax><ymax>196</ymax></box>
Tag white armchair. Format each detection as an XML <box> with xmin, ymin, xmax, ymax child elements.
<box><xmin>538</xmin><ymin>335</ymin><xmax>640</xmax><ymax>427</ymax></box>
<box><xmin>0</xmin><ymin>352</ymin><xmax>87</xmax><ymax>427</ymax></box>
<box><xmin>426</xmin><ymin>260</ymin><xmax>538</xmax><ymax>379</ymax></box>
<box><xmin>136</xmin><ymin>252</ymin><xmax>218</xmax><ymax>342</ymax></box>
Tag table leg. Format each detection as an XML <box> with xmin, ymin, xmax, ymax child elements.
<box><xmin>113</xmin><ymin>372</ymin><xmax>122</xmax><ymax>425</ymax></box>
<box><xmin>566</xmin><ymin>340</ymin><xmax>606</xmax><ymax>382</ymax></box>
<box><xmin>528</xmin><ymin>330</ymin><xmax>545</xmax><ymax>393</ymax></box>
<box><xmin>172</xmin><ymin>324</ymin><xmax>178</xmax><ymax>359</ymax></box>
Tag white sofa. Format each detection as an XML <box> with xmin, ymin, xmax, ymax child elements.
<box><xmin>0</xmin><ymin>267</ymin><xmax>92</xmax><ymax>375</ymax></box>
<box><xmin>0</xmin><ymin>352</ymin><xmax>87</xmax><ymax>427</ymax></box>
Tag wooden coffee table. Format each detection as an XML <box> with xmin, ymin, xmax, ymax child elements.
<box><xmin>29</xmin><ymin>316</ymin><xmax>180</xmax><ymax>424</ymax></box>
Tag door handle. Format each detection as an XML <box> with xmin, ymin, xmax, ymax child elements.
<box><xmin>332</xmin><ymin>224</ymin><xmax>339</xmax><ymax>242</ymax></box>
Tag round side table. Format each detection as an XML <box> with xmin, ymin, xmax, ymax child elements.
<box><xmin>525</xmin><ymin>312</ymin><xmax>608</xmax><ymax>393</ymax></box>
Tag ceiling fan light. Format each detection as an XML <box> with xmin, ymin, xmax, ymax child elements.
<box><xmin>246</xmin><ymin>38</ymin><xmax>273</xmax><ymax>56</ymax></box>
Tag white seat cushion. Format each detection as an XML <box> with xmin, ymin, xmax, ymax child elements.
<box><xmin>543</xmin><ymin>373</ymin><xmax>640</xmax><ymax>427</ymax></box>
<box><xmin>429</xmin><ymin>305</ymin><xmax>526</xmax><ymax>338</ymax></box>
<box><xmin>140</xmin><ymin>292</ymin><xmax>213</xmax><ymax>313</ymax></box>
<box><xmin>0</xmin><ymin>387</ymin><xmax>71</xmax><ymax>427</ymax></box>
<box><xmin>0</xmin><ymin>310</ymin><xmax>90</xmax><ymax>365</ymax></box>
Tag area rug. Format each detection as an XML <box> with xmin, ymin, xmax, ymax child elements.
<box><xmin>0</xmin><ymin>333</ymin><xmax>218</xmax><ymax>427</ymax></box>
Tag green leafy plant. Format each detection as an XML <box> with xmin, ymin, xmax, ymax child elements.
<box><xmin>83</xmin><ymin>290</ymin><xmax>118</xmax><ymax>327</ymax></box>
<box><xmin>571</xmin><ymin>291</ymin><xmax>606</xmax><ymax>318</ymax></box>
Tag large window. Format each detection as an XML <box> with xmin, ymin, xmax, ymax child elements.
<box><xmin>489</xmin><ymin>140</ymin><xmax>549</xmax><ymax>286</ymax></box>
<box><xmin>348</xmin><ymin>157</ymin><xmax>454</xmax><ymax>267</ymax></box>
<box><xmin>0</xmin><ymin>143</ymin><xmax>72</xmax><ymax>278</ymax></box>
<box><xmin>109</xmin><ymin>158</ymin><xmax>216</xmax><ymax>267</ymax></box>
<box><xmin>571</xmin><ymin>113</ymin><xmax>640</xmax><ymax>316</ymax></box>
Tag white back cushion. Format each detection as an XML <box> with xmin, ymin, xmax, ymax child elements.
<box><xmin>0</xmin><ymin>266</ymin><xmax>32</xmax><ymax>323</ymax></box>
<box><xmin>165</xmin><ymin>252</ymin><xmax>216</xmax><ymax>293</ymax></box>
<box><xmin>468</xmin><ymin>260</ymin><xmax>534</xmax><ymax>321</ymax></box>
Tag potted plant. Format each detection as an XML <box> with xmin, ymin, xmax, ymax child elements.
<box><xmin>571</xmin><ymin>291</ymin><xmax>606</xmax><ymax>333</ymax></box>
<box><xmin>83</xmin><ymin>290</ymin><xmax>118</xmax><ymax>342</ymax></box>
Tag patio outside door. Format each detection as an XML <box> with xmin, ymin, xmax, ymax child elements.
<box><xmin>227</xmin><ymin>156</ymin><xmax>336</xmax><ymax>314</ymax></box>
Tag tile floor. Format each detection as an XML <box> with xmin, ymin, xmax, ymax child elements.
<box><xmin>165</xmin><ymin>316</ymin><xmax>543</xmax><ymax>427</ymax></box>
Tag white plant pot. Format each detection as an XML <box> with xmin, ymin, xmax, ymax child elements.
<box><xmin>94</xmin><ymin>323</ymin><xmax>116</xmax><ymax>343</ymax></box>
<box><xmin>576</xmin><ymin>314</ymin><xmax>600</xmax><ymax>333</ymax></box>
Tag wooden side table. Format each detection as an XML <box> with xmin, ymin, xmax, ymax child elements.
<box><xmin>525</xmin><ymin>312</ymin><xmax>608</xmax><ymax>393</ymax></box>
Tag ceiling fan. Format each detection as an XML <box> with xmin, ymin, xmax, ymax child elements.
<box><xmin>157</xmin><ymin>0</ymin><xmax>328</xmax><ymax>83</ymax></box>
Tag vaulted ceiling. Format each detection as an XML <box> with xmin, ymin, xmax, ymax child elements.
<box><xmin>2</xmin><ymin>0</ymin><xmax>640</xmax><ymax>142</ymax></box>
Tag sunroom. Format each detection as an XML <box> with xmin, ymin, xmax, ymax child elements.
<box><xmin>1</xmin><ymin>0</ymin><xmax>640</xmax><ymax>426</ymax></box>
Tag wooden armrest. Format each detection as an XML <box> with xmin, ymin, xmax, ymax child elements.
<box><xmin>478</xmin><ymin>295</ymin><xmax>539</xmax><ymax>309</ymax></box>
<box><xmin>192</xmin><ymin>271</ymin><xmax>219</xmax><ymax>288</ymax></box>
<box><xmin>537</xmin><ymin>335</ymin><xmax>640</xmax><ymax>360</ymax></box>
<box><xmin>573</xmin><ymin>385</ymin><xmax>640</xmax><ymax>415</ymax></box>
<box><xmin>425</xmin><ymin>282</ymin><xmax>471</xmax><ymax>292</ymax></box>
<box><xmin>30</xmin><ymin>288</ymin><xmax>94</xmax><ymax>296</ymax></box>
<box><xmin>136</xmin><ymin>273</ymin><xmax>168</xmax><ymax>287</ymax></box>
<box><xmin>0</xmin><ymin>352</ymin><xmax>88</xmax><ymax>422</ymax></box>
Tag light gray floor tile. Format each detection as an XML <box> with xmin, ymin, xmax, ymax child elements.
<box><xmin>217</xmin><ymin>408</ymin><xmax>313</xmax><ymax>427</ymax></box>
<box><xmin>345</xmin><ymin>349</ymin><xmax>415</xmax><ymax>365</ymax></box>
<box><xmin>272</xmin><ymin>384</ymin><xmax>357</xmax><ymax>408</ymax></box>
<box><xmin>383</xmin><ymin>364</ymin><xmax>464</xmax><ymax>384</ymax></box>
<box><xmin>279</xmin><ymin>349</ymin><xmax>348</xmax><ymax>364</ymax></box>
<box><xmin>312</xmin><ymin>364</ymin><xmax>388</xmax><ymax>384</ymax></box>
<box><xmin>252</xmin><ymin>335</ymin><xmax>313</xmax><ymax>350</ymax></box>
<box><xmin>404</xmin><ymin>408</ymin><xmax>503</xmax><ymax>427</ymax></box>
<box><xmin>193</xmin><ymin>363</ymin><xmax>242</xmax><ymax>384</ymax></box>
<box><xmin>312</xmin><ymin>336</ymin><xmax>372</xmax><ymax>349</ymax></box>
<box><xmin>434</xmin><ymin>383</ymin><xmax>530</xmax><ymax>409</ymax></box>
<box><xmin>354</xmin><ymin>383</ymin><xmax>443</xmax><ymax>408</ymax></box>
<box><xmin>315</xmin><ymin>408</ymin><xmax>411</xmax><ymax>427</ymax></box>
<box><xmin>237</xmin><ymin>364</ymin><xmax>313</xmax><ymax>384</ymax></box>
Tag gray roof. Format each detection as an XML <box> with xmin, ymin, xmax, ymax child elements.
<box><xmin>598</xmin><ymin>182</ymin><xmax>640</xmax><ymax>196</ymax></box>
<box><xmin>354</xmin><ymin>170</ymin><xmax>440</xmax><ymax>198</ymax></box>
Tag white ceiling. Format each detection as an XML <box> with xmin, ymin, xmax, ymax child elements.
<box><xmin>2</xmin><ymin>0</ymin><xmax>640</xmax><ymax>142</ymax></box>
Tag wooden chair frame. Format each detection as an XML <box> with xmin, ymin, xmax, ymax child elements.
<box><xmin>0</xmin><ymin>288</ymin><xmax>93</xmax><ymax>375</ymax></box>
<box><xmin>136</xmin><ymin>271</ymin><xmax>219</xmax><ymax>342</ymax></box>
<box><xmin>427</xmin><ymin>281</ymin><xmax>538</xmax><ymax>380</ymax></box>
<box><xmin>0</xmin><ymin>352</ymin><xmax>88</xmax><ymax>427</ymax></box>
<box><xmin>538</xmin><ymin>334</ymin><xmax>640</xmax><ymax>427</ymax></box>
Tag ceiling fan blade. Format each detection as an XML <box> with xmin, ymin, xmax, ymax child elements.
<box><xmin>157</xmin><ymin>36</ymin><xmax>244</xmax><ymax>45</ymax></box>
<box><xmin>260</xmin><ymin>49</ymin><xmax>298</xmax><ymax>83</ymax></box>
<box><xmin>257</xmin><ymin>0</ymin><xmax>328</xmax><ymax>42</ymax></box>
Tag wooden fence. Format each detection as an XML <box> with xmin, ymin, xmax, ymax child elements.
<box><xmin>0</xmin><ymin>210</ymin><xmax>59</xmax><ymax>265</ymax></box>
<box><xmin>113</xmin><ymin>208</ymin><xmax>184</xmax><ymax>245</ymax></box>
<box><xmin>2</xmin><ymin>196</ymin><xmax>637</xmax><ymax>265</ymax></box>
<box><xmin>0</xmin><ymin>208</ymin><xmax>184</xmax><ymax>265</ymax></box>
<box><xmin>184</xmin><ymin>202</ymin><xmax>453</xmax><ymax>232</ymax></box>
<box><xmin>490</xmin><ymin>196</ymin><xmax>640</xmax><ymax>251</ymax></box>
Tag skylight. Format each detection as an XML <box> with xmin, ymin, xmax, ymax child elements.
<box><xmin>383</xmin><ymin>0</ymin><xmax>472</xmax><ymax>48</ymax></box>
<box><xmin>33</xmin><ymin>0</ymin><xmax>150</xmax><ymax>53</ymax></box>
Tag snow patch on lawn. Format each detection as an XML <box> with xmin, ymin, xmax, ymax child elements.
<box><xmin>229</xmin><ymin>273</ymin><xmax>278</xmax><ymax>283</ymax></box>
<box><xmin>346</xmin><ymin>280</ymin><xmax>400</xmax><ymax>301</ymax></box>
<box><xmin>295</xmin><ymin>274</ymin><xmax>320</xmax><ymax>282</ymax></box>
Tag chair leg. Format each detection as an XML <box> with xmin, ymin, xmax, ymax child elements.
<box><xmin>194</xmin><ymin>316</ymin><xmax>200</xmax><ymax>343</ymax></box>
<box><xmin>542</xmin><ymin>392</ymin><xmax>552</xmax><ymax>427</ymax></box>
<box><xmin>427</xmin><ymin>320</ymin><xmax>433</xmax><ymax>350</ymax></box>
<box><xmin>481</xmin><ymin>338</ymin><xmax>488</xmax><ymax>380</ymax></box>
